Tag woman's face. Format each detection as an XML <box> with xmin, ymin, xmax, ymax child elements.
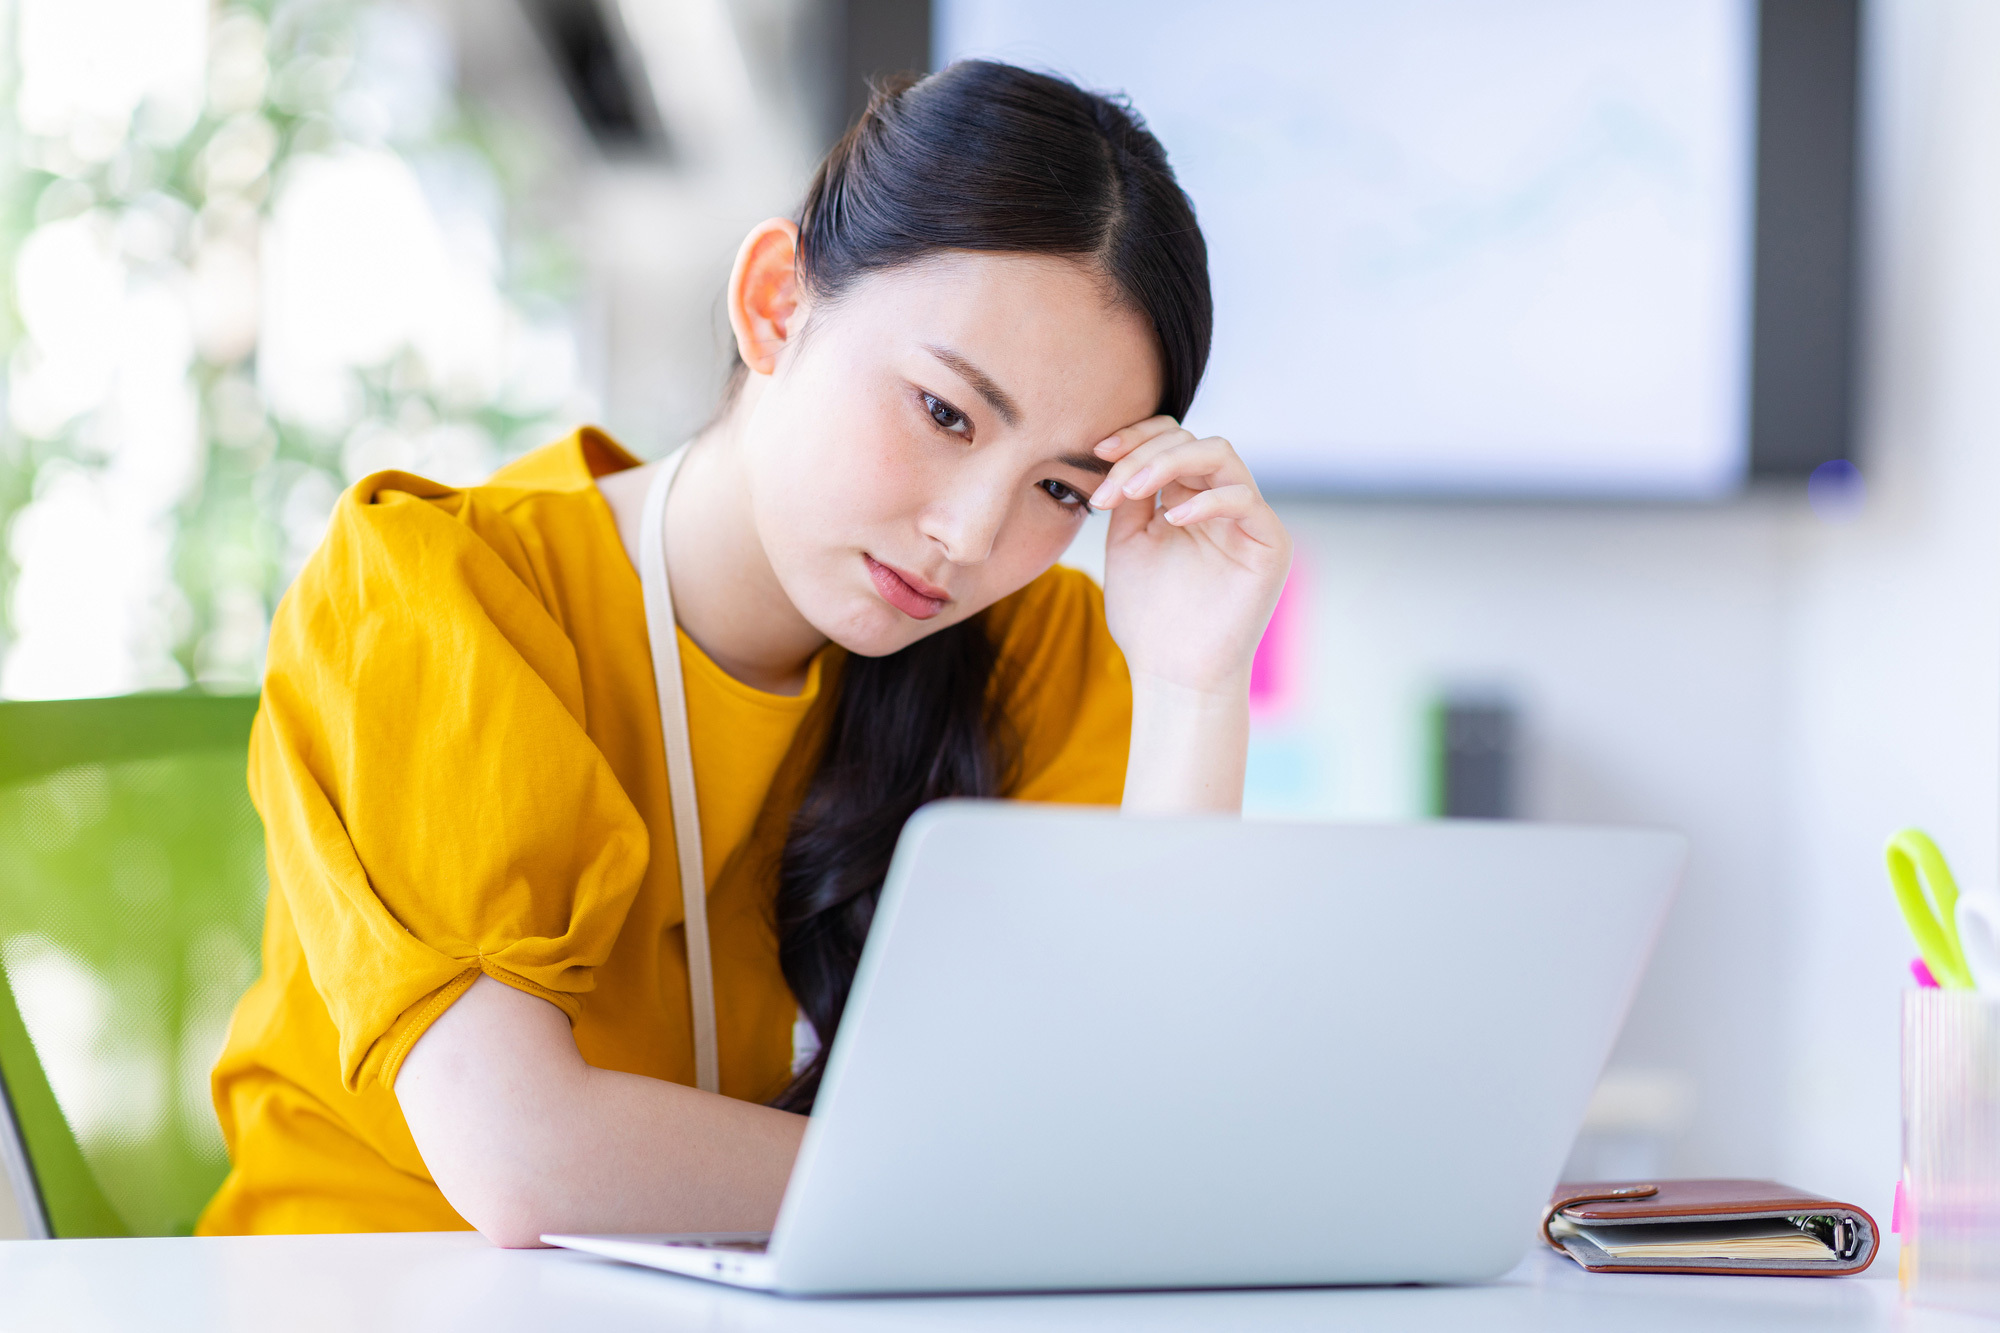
<box><xmin>740</xmin><ymin>252</ymin><xmax>1163</xmax><ymax>657</ymax></box>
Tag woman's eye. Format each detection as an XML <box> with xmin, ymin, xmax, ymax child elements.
<box><xmin>922</xmin><ymin>393</ymin><xmax>969</xmax><ymax>435</ymax></box>
<box><xmin>1039</xmin><ymin>478</ymin><xmax>1087</xmax><ymax>509</ymax></box>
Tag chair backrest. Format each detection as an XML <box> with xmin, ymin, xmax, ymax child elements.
<box><xmin>0</xmin><ymin>694</ymin><xmax>264</xmax><ymax>1237</ymax></box>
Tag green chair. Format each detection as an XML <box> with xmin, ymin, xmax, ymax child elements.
<box><xmin>0</xmin><ymin>694</ymin><xmax>265</xmax><ymax>1237</ymax></box>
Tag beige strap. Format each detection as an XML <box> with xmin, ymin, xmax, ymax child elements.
<box><xmin>639</xmin><ymin>446</ymin><xmax>720</xmax><ymax>1094</ymax></box>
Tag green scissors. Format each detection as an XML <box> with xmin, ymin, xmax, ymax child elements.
<box><xmin>1887</xmin><ymin>828</ymin><xmax>1973</xmax><ymax>990</ymax></box>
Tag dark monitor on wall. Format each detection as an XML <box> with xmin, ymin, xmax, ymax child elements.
<box><xmin>1746</xmin><ymin>0</ymin><xmax>1860</xmax><ymax>482</ymax></box>
<box><xmin>904</xmin><ymin>0</ymin><xmax>1860</xmax><ymax>499</ymax></box>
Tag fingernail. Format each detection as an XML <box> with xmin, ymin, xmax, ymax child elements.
<box><xmin>1094</xmin><ymin>435</ymin><xmax>1121</xmax><ymax>455</ymax></box>
<box><xmin>1122</xmin><ymin>467</ymin><xmax>1155</xmax><ymax>497</ymax></box>
<box><xmin>1089</xmin><ymin>484</ymin><xmax>1114</xmax><ymax>508</ymax></box>
<box><xmin>1164</xmin><ymin>503</ymin><xmax>1191</xmax><ymax>524</ymax></box>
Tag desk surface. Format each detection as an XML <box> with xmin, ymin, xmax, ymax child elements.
<box><xmin>0</xmin><ymin>1231</ymin><xmax>1987</xmax><ymax>1333</ymax></box>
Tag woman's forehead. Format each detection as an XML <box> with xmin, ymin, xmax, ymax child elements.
<box><xmin>838</xmin><ymin>254</ymin><xmax>1161</xmax><ymax>420</ymax></box>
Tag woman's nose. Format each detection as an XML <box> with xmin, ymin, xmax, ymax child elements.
<box><xmin>918</xmin><ymin>479</ymin><xmax>1011</xmax><ymax>567</ymax></box>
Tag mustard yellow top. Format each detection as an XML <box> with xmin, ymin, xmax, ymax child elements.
<box><xmin>198</xmin><ymin>428</ymin><xmax>1133</xmax><ymax>1234</ymax></box>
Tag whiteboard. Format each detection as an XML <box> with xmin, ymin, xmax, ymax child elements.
<box><xmin>935</xmin><ymin>0</ymin><xmax>1758</xmax><ymax>497</ymax></box>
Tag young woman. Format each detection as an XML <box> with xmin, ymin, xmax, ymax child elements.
<box><xmin>199</xmin><ymin>60</ymin><xmax>1289</xmax><ymax>1244</ymax></box>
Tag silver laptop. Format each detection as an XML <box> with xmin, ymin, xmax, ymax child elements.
<box><xmin>546</xmin><ymin>802</ymin><xmax>1684</xmax><ymax>1295</ymax></box>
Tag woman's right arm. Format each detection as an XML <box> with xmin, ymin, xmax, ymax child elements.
<box><xmin>395</xmin><ymin>976</ymin><xmax>808</xmax><ymax>1247</ymax></box>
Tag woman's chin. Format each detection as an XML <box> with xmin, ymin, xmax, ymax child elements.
<box><xmin>815</xmin><ymin>599</ymin><xmax>948</xmax><ymax>659</ymax></box>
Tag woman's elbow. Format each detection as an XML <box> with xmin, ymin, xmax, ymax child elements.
<box><xmin>395</xmin><ymin>976</ymin><xmax>591</xmax><ymax>1247</ymax></box>
<box><xmin>473</xmin><ymin>1203</ymin><xmax>556</xmax><ymax>1250</ymax></box>
<box><xmin>443</xmin><ymin>1171</ymin><xmax>566</xmax><ymax>1249</ymax></box>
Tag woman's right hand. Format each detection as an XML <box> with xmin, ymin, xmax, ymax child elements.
<box><xmin>1091</xmin><ymin>415</ymin><xmax>1291</xmax><ymax>701</ymax></box>
<box><xmin>1087</xmin><ymin>415</ymin><xmax>1291</xmax><ymax>814</ymax></box>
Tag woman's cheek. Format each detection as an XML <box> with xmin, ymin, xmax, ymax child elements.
<box><xmin>858</xmin><ymin>429</ymin><xmax>951</xmax><ymax>526</ymax></box>
<box><xmin>998</xmin><ymin>504</ymin><xmax>1085</xmax><ymax>585</ymax></box>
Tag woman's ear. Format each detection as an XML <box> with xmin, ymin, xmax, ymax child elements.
<box><xmin>727</xmin><ymin>218</ymin><xmax>805</xmax><ymax>376</ymax></box>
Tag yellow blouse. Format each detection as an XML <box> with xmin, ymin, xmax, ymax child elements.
<box><xmin>198</xmin><ymin>428</ymin><xmax>1133</xmax><ymax>1234</ymax></box>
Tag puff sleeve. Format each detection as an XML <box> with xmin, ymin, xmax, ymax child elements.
<box><xmin>250</xmin><ymin>473</ymin><xmax>650</xmax><ymax>1093</ymax></box>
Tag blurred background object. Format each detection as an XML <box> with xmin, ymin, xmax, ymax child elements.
<box><xmin>0</xmin><ymin>695</ymin><xmax>263</xmax><ymax>1236</ymax></box>
<box><xmin>939</xmin><ymin>0</ymin><xmax>1859</xmax><ymax>499</ymax></box>
<box><xmin>1429</xmin><ymin>693</ymin><xmax>1519</xmax><ymax>820</ymax></box>
<box><xmin>0</xmin><ymin>0</ymin><xmax>605</xmax><ymax>699</ymax></box>
<box><xmin>0</xmin><ymin>0</ymin><xmax>1993</xmax><ymax>1258</ymax></box>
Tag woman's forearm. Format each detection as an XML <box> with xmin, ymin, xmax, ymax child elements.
<box><xmin>396</xmin><ymin>975</ymin><xmax>807</xmax><ymax>1247</ymax></box>
<box><xmin>1121</xmin><ymin>671</ymin><xmax>1249</xmax><ymax>815</ymax></box>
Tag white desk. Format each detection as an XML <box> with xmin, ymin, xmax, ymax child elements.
<box><xmin>0</xmin><ymin>1231</ymin><xmax>1987</xmax><ymax>1332</ymax></box>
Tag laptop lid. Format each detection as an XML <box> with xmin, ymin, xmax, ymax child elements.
<box><xmin>764</xmin><ymin>803</ymin><xmax>1684</xmax><ymax>1295</ymax></box>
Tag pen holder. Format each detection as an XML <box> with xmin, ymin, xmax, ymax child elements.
<box><xmin>1902</xmin><ymin>988</ymin><xmax>2000</xmax><ymax>1314</ymax></box>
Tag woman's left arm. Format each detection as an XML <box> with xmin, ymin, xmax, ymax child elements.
<box><xmin>1089</xmin><ymin>417</ymin><xmax>1292</xmax><ymax>815</ymax></box>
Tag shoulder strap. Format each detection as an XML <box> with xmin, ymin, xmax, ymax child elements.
<box><xmin>638</xmin><ymin>446</ymin><xmax>720</xmax><ymax>1094</ymax></box>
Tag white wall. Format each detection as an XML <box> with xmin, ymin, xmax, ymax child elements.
<box><xmin>1254</xmin><ymin>500</ymin><xmax>1794</xmax><ymax>1180</ymax></box>
<box><xmin>1217</xmin><ymin>0</ymin><xmax>2000</xmax><ymax>1228</ymax></box>
<box><xmin>1780</xmin><ymin>0</ymin><xmax>2000</xmax><ymax>1223</ymax></box>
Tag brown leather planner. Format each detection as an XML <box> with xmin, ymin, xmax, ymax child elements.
<box><xmin>1542</xmin><ymin>1179</ymin><xmax>1879</xmax><ymax>1276</ymax></box>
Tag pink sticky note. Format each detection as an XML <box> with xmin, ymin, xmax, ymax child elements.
<box><xmin>1250</xmin><ymin>563</ymin><xmax>1303</xmax><ymax>719</ymax></box>
<box><xmin>1912</xmin><ymin>958</ymin><xmax>1941</xmax><ymax>989</ymax></box>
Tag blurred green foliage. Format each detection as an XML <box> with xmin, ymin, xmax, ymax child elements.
<box><xmin>0</xmin><ymin>0</ymin><xmax>577</xmax><ymax>690</ymax></box>
<box><xmin>0</xmin><ymin>0</ymin><xmax>577</xmax><ymax>1234</ymax></box>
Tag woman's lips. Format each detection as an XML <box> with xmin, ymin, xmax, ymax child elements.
<box><xmin>865</xmin><ymin>555</ymin><xmax>947</xmax><ymax>620</ymax></box>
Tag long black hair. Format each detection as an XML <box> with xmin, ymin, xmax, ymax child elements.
<box><xmin>769</xmin><ymin>60</ymin><xmax>1212</xmax><ymax>1111</ymax></box>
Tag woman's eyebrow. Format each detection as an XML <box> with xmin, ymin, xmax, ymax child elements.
<box><xmin>920</xmin><ymin>344</ymin><xmax>1109</xmax><ymax>475</ymax></box>
<box><xmin>925</xmin><ymin>344</ymin><xmax>1021</xmax><ymax>428</ymax></box>
<box><xmin>1056</xmin><ymin>451</ymin><xmax>1113</xmax><ymax>477</ymax></box>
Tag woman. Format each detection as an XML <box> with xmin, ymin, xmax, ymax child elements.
<box><xmin>200</xmin><ymin>60</ymin><xmax>1289</xmax><ymax>1243</ymax></box>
